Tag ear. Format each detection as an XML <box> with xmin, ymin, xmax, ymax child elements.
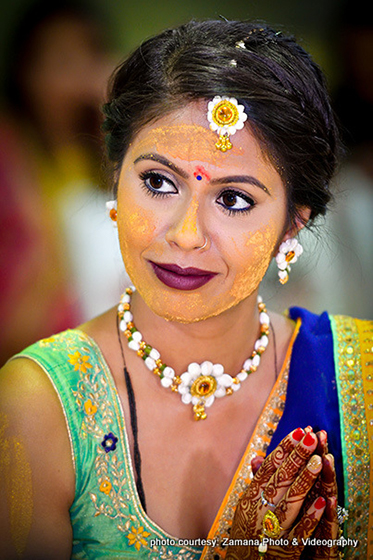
<box><xmin>281</xmin><ymin>206</ymin><xmax>311</xmax><ymax>243</ymax></box>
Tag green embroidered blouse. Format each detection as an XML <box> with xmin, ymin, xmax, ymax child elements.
<box><xmin>17</xmin><ymin>329</ymin><xmax>203</xmax><ymax>559</ymax></box>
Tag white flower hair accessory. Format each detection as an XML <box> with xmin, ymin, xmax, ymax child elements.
<box><xmin>207</xmin><ymin>96</ymin><xmax>247</xmax><ymax>152</ymax></box>
<box><xmin>275</xmin><ymin>237</ymin><xmax>303</xmax><ymax>284</ymax></box>
<box><xmin>106</xmin><ymin>200</ymin><xmax>117</xmax><ymax>227</ymax></box>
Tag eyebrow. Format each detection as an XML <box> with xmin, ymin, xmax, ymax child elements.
<box><xmin>134</xmin><ymin>153</ymin><xmax>189</xmax><ymax>179</ymax></box>
<box><xmin>210</xmin><ymin>175</ymin><xmax>271</xmax><ymax>195</ymax></box>
<box><xmin>134</xmin><ymin>153</ymin><xmax>270</xmax><ymax>195</ymax></box>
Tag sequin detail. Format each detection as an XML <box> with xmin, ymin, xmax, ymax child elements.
<box><xmin>201</xmin><ymin>356</ymin><xmax>290</xmax><ymax>559</ymax></box>
<box><xmin>356</xmin><ymin>319</ymin><xmax>373</xmax><ymax>560</ymax></box>
<box><xmin>331</xmin><ymin>316</ymin><xmax>371</xmax><ymax>559</ymax></box>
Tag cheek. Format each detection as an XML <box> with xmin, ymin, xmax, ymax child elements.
<box><xmin>229</xmin><ymin>223</ymin><xmax>279</xmax><ymax>300</ymax></box>
<box><xmin>117</xmin><ymin>204</ymin><xmax>158</xmax><ymax>272</ymax></box>
<box><xmin>122</xmin><ymin>209</ymin><xmax>157</xmax><ymax>242</ymax></box>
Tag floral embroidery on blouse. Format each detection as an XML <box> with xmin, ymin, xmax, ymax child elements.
<box><xmin>39</xmin><ymin>336</ymin><xmax>56</xmax><ymax>346</ymax></box>
<box><xmin>84</xmin><ymin>399</ymin><xmax>97</xmax><ymax>416</ymax></box>
<box><xmin>101</xmin><ymin>432</ymin><xmax>118</xmax><ymax>453</ymax></box>
<box><xmin>68</xmin><ymin>350</ymin><xmax>93</xmax><ymax>373</ymax></box>
<box><xmin>69</xmin><ymin>343</ymin><xmax>158</xmax><ymax>548</ymax></box>
<box><xmin>25</xmin><ymin>330</ymin><xmax>214</xmax><ymax>558</ymax></box>
<box><xmin>127</xmin><ymin>526</ymin><xmax>151</xmax><ymax>550</ymax></box>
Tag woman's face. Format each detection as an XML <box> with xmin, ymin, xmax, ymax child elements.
<box><xmin>117</xmin><ymin>102</ymin><xmax>289</xmax><ymax>323</ymax></box>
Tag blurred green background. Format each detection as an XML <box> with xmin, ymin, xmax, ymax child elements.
<box><xmin>0</xmin><ymin>0</ymin><xmax>346</xmax><ymax>88</ymax></box>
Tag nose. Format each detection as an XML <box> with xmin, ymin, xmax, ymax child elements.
<box><xmin>165</xmin><ymin>198</ymin><xmax>208</xmax><ymax>251</ymax></box>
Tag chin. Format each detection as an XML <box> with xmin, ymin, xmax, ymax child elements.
<box><xmin>148</xmin><ymin>293</ymin><xmax>245</xmax><ymax>324</ymax></box>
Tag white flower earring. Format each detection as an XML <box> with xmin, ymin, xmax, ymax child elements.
<box><xmin>275</xmin><ymin>238</ymin><xmax>303</xmax><ymax>284</ymax></box>
<box><xmin>106</xmin><ymin>200</ymin><xmax>117</xmax><ymax>227</ymax></box>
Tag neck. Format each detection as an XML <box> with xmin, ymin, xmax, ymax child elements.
<box><xmin>129</xmin><ymin>289</ymin><xmax>262</xmax><ymax>376</ymax></box>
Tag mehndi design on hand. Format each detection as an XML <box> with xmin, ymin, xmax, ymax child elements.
<box><xmin>226</xmin><ymin>428</ymin><xmax>338</xmax><ymax>560</ymax></box>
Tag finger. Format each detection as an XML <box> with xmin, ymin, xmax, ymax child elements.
<box><xmin>248</xmin><ymin>428</ymin><xmax>304</xmax><ymax>500</ymax></box>
<box><xmin>325</xmin><ymin>496</ymin><xmax>338</xmax><ymax>527</ymax></box>
<box><xmin>275</xmin><ymin>453</ymin><xmax>323</xmax><ymax>528</ymax></box>
<box><xmin>290</xmin><ymin>495</ymin><xmax>326</xmax><ymax>541</ymax></box>
<box><xmin>312</xmin><ymin>496</ymin><xmax>339</xmax><ymax>540</ymax></box>
<box><xmin>315</xmin><ymin>430</ymin><xmax>328</xmax><ymax>456</ymax></box>
<box><xmin>312</xmin><ymin>497</ymin><xmax>339</xmax><ymax>559</ymax></box>
<box><xmin>300</xmin><ymin>451</ymin><xmax>334</xmax><ymax>513</ymax></box>
<box><xmin>262</xmin><ymin>430</ymin><xmax>318</xmax><ymax>506</ymax></box>
<box><xmin>251</xmin><ymin>455</ymin><xmax>264</xmax><ymax>476</ymax></box>
<box><xmin>319</xmin><ymin>454</ymin><xmax>337</xmax><ymax>499</ymax></box>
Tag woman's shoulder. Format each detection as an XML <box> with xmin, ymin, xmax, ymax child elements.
<box><xmin>288</xmin><ymin>306</ymin><xmax>372</xmax><ymax>336</ymax></box>
<box><xmin>1</xmin><ymin>308</ymin><xmax>119</xmax><ymax>409</ymax></box>
<box><xmin>0</xmin><ymin>338</ymin><xmax>75</xmax><ymax>559</ymax></box>
<box><xmin>287</xmin><ymin>307</ymin><xmax>373</xmax><ymax>383</ymax></box>
<box><xmin>0</xmin><ymin>328</ymin><xmax>91</xmax><ymax>430</ymax></box>
<box><xmin>0</xmin><ymin>328</ymin><xmax>103</xmax><ymax>416</ymax></box>
<box><xmin>287</xmin><ymin>306</ymin><xmax>332</xmax><ymax>330</ymax></box>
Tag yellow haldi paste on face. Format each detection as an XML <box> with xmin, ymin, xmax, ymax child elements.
<box><xmin>117</xmin><ymin>104</ymin><xmax>287</xmax><ymax>323</ymax></box>
<box><xmin>179</xmin><ymin>198</ymin><xmax>199</xmax><ymax>236</ymax></box>
<box><xmin>134</xmin><ymin>124</ymin><xmax>230</xmax><ymax>170</ymax></box>
<box><xmin>230</xmin><ymin>223</ymin><xmax>278</xmax><ymax>301</ymax></box>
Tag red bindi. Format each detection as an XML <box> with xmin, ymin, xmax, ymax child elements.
<box><xmin>193</xmin><ymin>165</ymin><xmax>211</xmax><ymax>181</ymax></box>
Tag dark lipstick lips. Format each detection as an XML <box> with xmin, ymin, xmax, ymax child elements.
<box><xmin>149</xmin><ymin>261</ymin><xmax>217</xmax><ymax>290</ymax></box>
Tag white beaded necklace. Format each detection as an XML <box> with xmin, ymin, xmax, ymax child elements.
<box><xmin>118</xmin><ymin>287</ymin><xmax>270</xmax><ymax>420</ymax></box>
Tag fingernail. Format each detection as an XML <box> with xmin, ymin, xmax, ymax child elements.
<box><xmin>292</xmin><ymin>428</ymin><xmax>304</xmax><ymax>442</ymax></box>
<box><xmin>325</xmin><ymin>496</ymin><xmax>337</xmax><ymax>520</ymax></box>
<box><xmin>308</xmin><ymin>454</ymin><xmax>322</xmax><ymax>472</ymax></box>
<box><xmin>326</xmin><ymin>453</ymin><xmax>334</xmax><ymax>468</ymax></box>
<box><xmin>328</xmin><ymin>496</ymin><xmax>337</xmax><ymax>509</ymax></box>
<box><xmin>322</xmin><ymin>454</ymin><xmax>335</xmax><ymax>483</ymax></box>
<box><xmin>318</xmin><ymin>430</ymin><xmax>327</xmax><ymax>444</ymax></box>
<box><xmin>315</xmin><ymin>496</ymin><xmax>326</xmax><ymax>510</ymax></box>
<box><xmin>303</xmin><ymin>432</ymin><xmax>316</xmax><ymax>447</ymax></box>
<box><xmin>251</xmin><ymin>456</ymin><xmax>264</xmax><ymax>474</ymax></box>
<box><xmin>305</xmin><ymin>426</ymin><xmax>312</xmax><ymax>433</ymax></box>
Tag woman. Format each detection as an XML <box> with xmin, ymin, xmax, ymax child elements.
<box><xmin>0</xmin><ymin>19</ymin><xmax>370</xmax><ymax>560</ymax></box>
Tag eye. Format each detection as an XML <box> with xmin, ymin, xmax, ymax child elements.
<box><xmin>140</xmin><ymin>171</ymin><xmax>177</xmax><ymax>196</ymax></box>
<box><xmin>217</xmin><ymin>189</ymin><xmax>255</xmax><ymax>214</ymax></box>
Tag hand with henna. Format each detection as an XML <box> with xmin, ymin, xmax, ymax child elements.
<box><xmin>300</xmin><ymin>431</ymin><xmax>339</xmax><ymax>559</ymax></box>
<box><xmin>226</xmin><ymin>428</ymin><xmax>330</xmax><ymax>560</ymax></box>
<box><xmin>249</xmin><ymin>430</ymin><xmax>339</xmax><ymax>559</ymax></box>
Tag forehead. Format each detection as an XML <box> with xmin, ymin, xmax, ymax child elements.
<box><xmin>125</xmin><ymin>102</ymin><xmax>277</xmax><ymax>176</ymax></box>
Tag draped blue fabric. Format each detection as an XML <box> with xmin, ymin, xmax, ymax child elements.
<box><xmin>267</xmin><ymin>308</ymin><xmax>343</xmax><ymax>505</ymax></box>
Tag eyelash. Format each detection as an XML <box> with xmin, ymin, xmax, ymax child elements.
<box><xmin>139</xmin><ymin>171</ymin><xmax>256</xmax><ymax>215</ymax></box>
<box><xmin>216</xmin><ymin>189</ymin><xmax>255</xmax><ymax>216</ymax></box>
<box><xmin>139</xmin><ymin>171</ymin><xmax>176</xmax><ymax>198</ymax></box>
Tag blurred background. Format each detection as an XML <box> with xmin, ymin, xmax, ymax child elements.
<box><xmin>0</xmin><ymin>0</ymin><xmax>372</xmax><ymax>365</ymax></box>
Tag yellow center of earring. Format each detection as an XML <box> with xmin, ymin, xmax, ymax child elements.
<box><xmin>190</xmin><ymin>376</ymin><xmax>217</xmax><ymax>398</ymax></box>
<box><xmin>212</xmin><ymin>100</ymin><xmax>239</xmax><ymax>127</ymax></box>
<box><xmin>285</xmin><ymin>250</ymin><xmax>295</xmax><ymax>263</ymax></box>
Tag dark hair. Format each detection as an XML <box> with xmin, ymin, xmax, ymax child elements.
<box><xmin>102</xmin><ymin>19</ymin><xmax>342</xmax><ymax>224</ymax></box>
